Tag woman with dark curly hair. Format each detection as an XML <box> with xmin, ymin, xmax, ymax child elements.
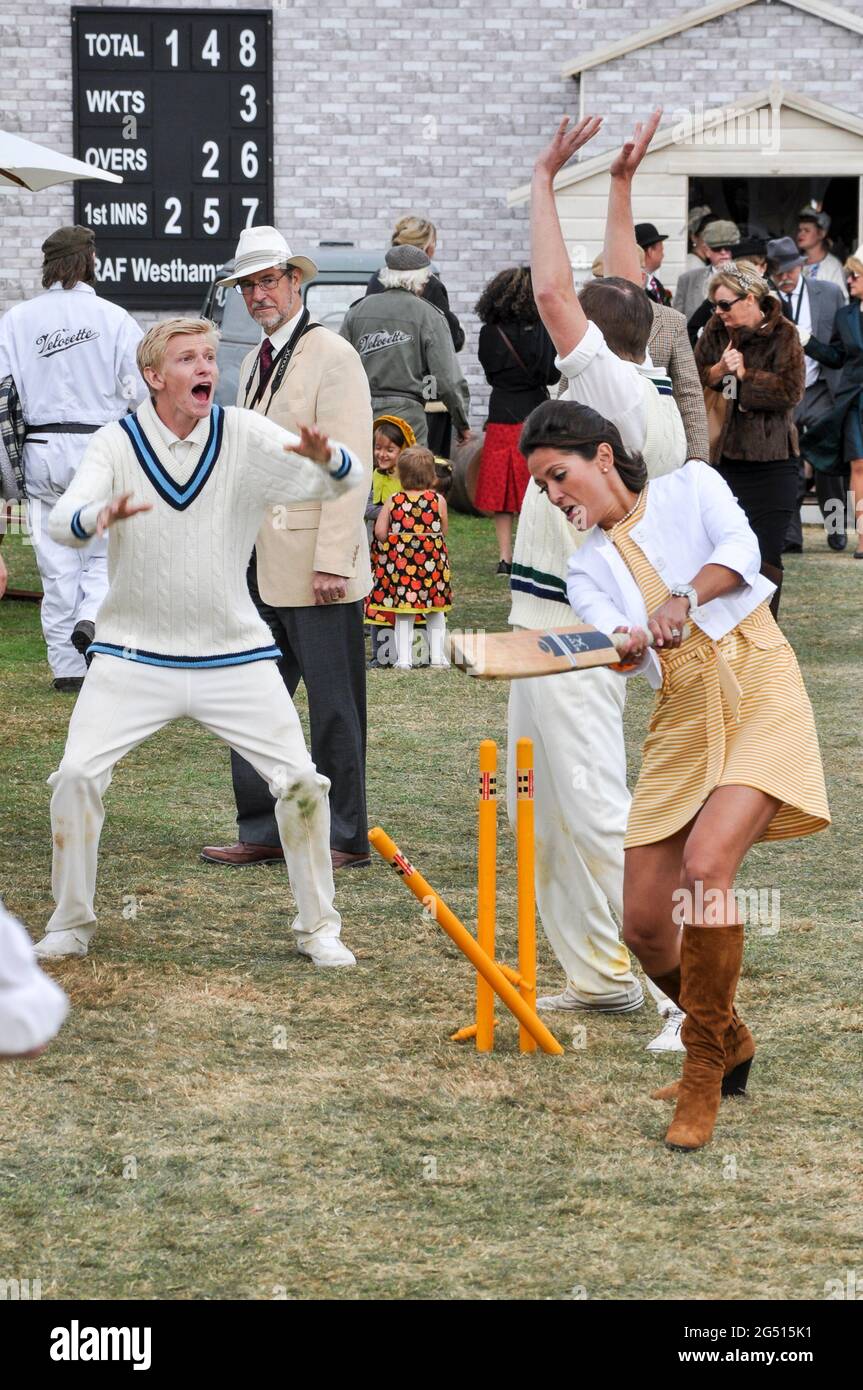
<box><xmin>475</xmin><ymin>267</ymin><xmax>560</xmax><ymax>574</ymax></box>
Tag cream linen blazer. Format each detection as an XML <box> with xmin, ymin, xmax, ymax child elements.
<box><xmin>239</xmin><ymin>320</ymin><xmax>373</xmax><ymax>607</ymax></box>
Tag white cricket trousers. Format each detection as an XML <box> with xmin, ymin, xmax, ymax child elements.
<box><xmin>45</xmin><ymin>656</ymin><xmax>342</xmax><ymax>945</ymax></box>
<box><xmin>29</xmin><ymin>497</ymin><xmax>108</xmax><ymax>678</ymax></box>
<box><xmin>508</xmin><ymin>664</ymin><xmax>663</xmax><ymax>1003</ymax></box>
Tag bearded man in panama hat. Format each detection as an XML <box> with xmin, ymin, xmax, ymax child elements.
<box><xmin>201</xmin><ymin>227</ymin><xmax>374</xmax><ymax>872</ymax></box>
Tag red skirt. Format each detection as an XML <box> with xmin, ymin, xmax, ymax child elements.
<box><xmin>474</xmin><ymin>422</ymin><xmax>531</xmax><ymax>513</ymax></box>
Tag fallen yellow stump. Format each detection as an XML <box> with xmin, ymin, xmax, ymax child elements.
<box><xmin>368</xmin><ymin>825</ymin><xmax>564</xmax><ymax>1057</ymax></box>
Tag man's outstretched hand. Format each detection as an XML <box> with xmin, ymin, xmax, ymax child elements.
<box><xmin>289</xmin><ymin>424</ymin><xmax>332</xmax><ymax>465</ymax></box>
<box><xmin>534</xmin><ymin>115</ymin><xmax>603</xmax><ymax>180</ymax></box>
<box><xmin>609</xmin><ymin>107</ymin><xmax>663</xmax><ymax>180</ymax></box>
<box><xmin>96</xmin><ymin>493</ymin><xmax>152</xmax><ymax>537</ymax></box>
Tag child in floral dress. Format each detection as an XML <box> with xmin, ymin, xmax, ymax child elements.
<box><xmin>367</xmin><ymin>446</ymin><xmax>452</xmax><ymax>669</ymax></box>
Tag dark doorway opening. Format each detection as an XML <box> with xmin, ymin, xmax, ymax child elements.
<box><xmin>689</xmin><ymin>176</ymin><xmax>858</xmax><ymax>261</ymax></box>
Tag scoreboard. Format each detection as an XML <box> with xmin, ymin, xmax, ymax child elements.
<box><xmin>72</xmin><ymin>7</ymin><xmax>273</xmax><ymax>308</ymax></box>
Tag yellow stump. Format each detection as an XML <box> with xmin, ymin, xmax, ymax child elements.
<box><xmin>516</xmin><ymin>738</ymin><xmax>537</xmax><ymax>1054</ymax></box>
<box><xmin>369</xmin><ymin>827</ymin><xmax>564</xmax><ymax>1056</ymax></box>
<box><xmin>476</xmin><ymin>739</ymin><xmax>497</xmax><ymax>1052</ymax></box>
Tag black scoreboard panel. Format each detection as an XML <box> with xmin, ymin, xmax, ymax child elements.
<box><xmin>72</xmin><ymin>8</ymin><xmax>272</xmax><ymax>308</ymax></box>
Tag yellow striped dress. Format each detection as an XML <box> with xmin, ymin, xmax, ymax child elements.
<box><xmin>605</xmin><ymin>487</ymin><xmax>830</xmax><ymax>848</ymax></box>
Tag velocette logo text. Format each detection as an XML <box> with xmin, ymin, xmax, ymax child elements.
<box><xmin>357</xmin><ymin>329</ymin><xmax>411</xmax><ymax>356</ymax></box>
<box><xmin>35</xmin><ymin>327</ymin><xmax>100</xmax><ymax>358</ymax></box>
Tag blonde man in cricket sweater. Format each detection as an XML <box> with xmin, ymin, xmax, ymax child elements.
<box><xmin>511</xmin><ymin>110</ymin><xmax>688</xmax><ymax>1050</ymax></box>
<box><xmin>35</xmin><ymin>319</ymin><xmax>364</xmax><ymax>967</ymax></box>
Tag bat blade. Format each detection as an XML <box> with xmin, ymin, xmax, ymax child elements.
<box><xmin>447</xmin><ymin>626</ymin><xmax>625</xmax><ymax>680</ymax></box>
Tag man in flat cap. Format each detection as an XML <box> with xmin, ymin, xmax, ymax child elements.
<box><xmin>673</xmin><ymin>219</ymin><xmax>740</xmax><ymax>327</ymax></box>
<box><xmin>0</xmin><ymin>226</ymin><xmax>145</xmax><ymax>690</ymax></box>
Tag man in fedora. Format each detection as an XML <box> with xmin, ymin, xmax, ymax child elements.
<box><xmin>673</xmin><ymin>219</ymin><xmax>740</xmax><ymax>327</ymax></box>
<box><xmin>0</xmin><ymin>225</ymin><xmax>145</xmax><ymax>690</ymax></box>
<box><xmin>768</xmin><ymin>235</ymin><xmax>847</xmax><ymax>553</ymax></box>
<box><xmin>634</xmin><ymin>222</ymin><xmax>671</xmax><ymax>306</ymax></box>
<box><xmin>201</xmin><ymin>227</ymin><xmax>374</xmax><ymax>871</ymax></box>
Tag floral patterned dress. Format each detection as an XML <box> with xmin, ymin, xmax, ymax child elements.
<box><xmin>365</xmin><ymin>490</ymin><xmax>452</xmax><ymax>624</ymax></box>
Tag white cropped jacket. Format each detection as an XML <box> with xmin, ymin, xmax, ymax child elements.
<box><xmin>565</xmin><ymin>461</ymin><xmax>776</xmax><ymax>690</ymax></box>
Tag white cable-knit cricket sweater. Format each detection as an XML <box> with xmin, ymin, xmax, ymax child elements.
<box><xmin>48</xmin><ymin>396</ymin><xmax>363</xmax><ymax>667</ymax></box>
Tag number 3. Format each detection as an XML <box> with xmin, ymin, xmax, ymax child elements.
<box><xmin>239</xmin><ymin>83</ymin><xmax>257</xmax><ymax>123</ymax></box>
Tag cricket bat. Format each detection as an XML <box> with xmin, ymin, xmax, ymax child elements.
<box><xmin>447</xmin><ymin>624</ymin><xmax>684</xmax><ymax>680</ymax></box>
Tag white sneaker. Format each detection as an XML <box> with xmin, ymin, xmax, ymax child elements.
<box><xmin>536</xmin><ymin>981</ymin><xmax>644</xmax><ymax>1014</ymax></box>
<box><xmin>34</xmin><ymin>927</ymin><xmax>94</xmax><ymax>960</ymax></box>
<box><xmin>645</xmin><ymin>1006</ymin><xmax>686</xmax><ymax>1052</ymax></box>
<box><xmin>296</xmin><ymin>936</ymin><xmax>356</xmax><ymax>968</ymax></box>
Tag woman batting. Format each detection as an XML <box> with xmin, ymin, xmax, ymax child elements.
<box><xmin>522</xmin><ymin>398</ymin><xmax>830</xmax><ymax>1152</ymax></box>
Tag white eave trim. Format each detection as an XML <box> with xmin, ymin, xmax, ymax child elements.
<box><xmin>560</xmin><ymin>0</ymin><xmax>863</xmax><ymax>79</ymax></box>
<box><xmin>507</xmin><ymin>86</ymin><xmax>863</xmax><ymax>205</ymax></box>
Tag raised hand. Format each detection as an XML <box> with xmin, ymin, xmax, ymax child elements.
<box><xmin>289</xmin><ymin>424</ymin><xmax>331</xmax><ymax>465</ymax></box>
<box><xmin>95</xmin><ymin>492</ymin><xmax>152</xmax><ymax>537</ymax></box>
<box><xmin>609</xmin><ymin>107</ymin><xmax>663</xmax><ymax>180</ymax></box>
<box><xmin>535</xmin><ymin>115</ymin><xmax>603</xmax><ymax>180</ymax></box>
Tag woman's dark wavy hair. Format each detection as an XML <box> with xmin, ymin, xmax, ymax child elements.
<box><xmin>519</xmin><ymin>399</ymin><xmax>648</xmax><ymax>493</ymax></box>
<box><xmin>474</xmin><ymin>266</ymin><xmax>541</xmax><ymax>325</ymax></box>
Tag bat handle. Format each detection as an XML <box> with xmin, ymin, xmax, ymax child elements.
<box><xmin>610</xmin><ymin>622</ymin><xmax>691</xmax><ymax>653</ymax></box>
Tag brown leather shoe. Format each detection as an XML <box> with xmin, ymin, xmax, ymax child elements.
<box><xmin>200</xmin><ymin>841</ymin><xmax>285</xmax><ymax>866</ymax></box>
<box><xmin>331</xmin><ymin>849</ymin><xmax>371</xmax><ymax>870</ymax></box>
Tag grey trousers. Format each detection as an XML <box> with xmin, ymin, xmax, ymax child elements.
<box><xmin>231</xmin><ymin>555</ymin><xmax>369</xmax><ymax>854</ymax></box>
<box><xmin>788</xmin><ymin>380</ymin><xmax>847</xmax><ymax>547</ymax></box>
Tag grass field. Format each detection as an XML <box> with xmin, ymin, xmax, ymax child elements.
<box><xmin>1</xmin><ymin>515</ymin><xmax>861</xmax><ymax>1302</ymax></box>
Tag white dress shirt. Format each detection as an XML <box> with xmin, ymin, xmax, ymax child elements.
<box><xmin>783</xmin><ymin>280</ymin><xmax>819</xmax><ymax>391</ymax></box>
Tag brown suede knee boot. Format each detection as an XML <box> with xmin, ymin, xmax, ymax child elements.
<box><xmin>665</xmin><ymin>924</ymin><xmax>745</xmax><ymax>1152</ymax></box>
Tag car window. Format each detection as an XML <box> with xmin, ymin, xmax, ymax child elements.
<box><xmin>220</xmin><ymin>287</ymin><xmax>260</xmax><ymax>344</ymax></box>
<box><xmin>304</xmin><ymin>281</ymin><xmax>366</xmax><ymax>332</ymax></box>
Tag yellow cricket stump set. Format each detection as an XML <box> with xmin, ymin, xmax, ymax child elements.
<box><xmin>369</xmin><ymin>738</ymin><xmax>563</xmax><ymax>1057</ymax></box>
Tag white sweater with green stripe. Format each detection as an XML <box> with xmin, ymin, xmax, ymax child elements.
<box><xmin>509</xmin><ymin>323</ymin><xmax>686</xmax><ymax>630</ymax></box>
<box><xmin>47</xmin><ymin>396</ymin><xmax>363</xmax><ymax>668</ymax></box>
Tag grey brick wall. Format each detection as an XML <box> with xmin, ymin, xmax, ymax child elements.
<box><xmin>1</xmin><ymin>0</ymin><xmax>862</xmax><ymax>423</ymax></box>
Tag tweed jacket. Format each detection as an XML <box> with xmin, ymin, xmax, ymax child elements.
<box><xmin>648</xmin><ymin>303</ymin><xmax>710</xmax><ymax>462</ymax></box>
<box><xmin>239</xmin><ymin>320</ymin><xmax>373</xmax><ymax>607</ymax></box>
<box><xmin>673</xmin><ymin>265</ymin><xmax>712</xmax><ymax>322</ymax></box>
<box><xmin>694</xmin><ymin>297</ymin><xmax>805</xmax><ymax>464</ymax></box>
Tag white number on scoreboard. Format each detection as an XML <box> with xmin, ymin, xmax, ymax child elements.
<box><xmin>163</xmin><ymin>197</ymin><xmax>182</xmax><ymax>235</ymax></box>
<box><xmin>201</xmin><ymin>29</ymin><xmax>221</xmax><ymax>68</ymax></box>
<box><xmin>201</xmin><ymin>141</ymin><xmax>220</xmax><ymax>179</ymax></box>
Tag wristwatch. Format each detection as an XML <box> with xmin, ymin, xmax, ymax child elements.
<box><xmin>670</xmin><ymin>584</ymin><xmax>700</xmax><ymax>613</ymax></box>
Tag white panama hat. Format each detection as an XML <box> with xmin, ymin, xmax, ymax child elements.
<box><xmin>216</xmin><ymin>226</ymin><xmax>318</xmax><ymax>287</ymax></box>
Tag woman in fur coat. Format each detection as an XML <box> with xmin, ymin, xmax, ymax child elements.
<box><xmin>695</xmin><ymin>264</ymin><xmax>805</xmax><ymax>618</ymax></box>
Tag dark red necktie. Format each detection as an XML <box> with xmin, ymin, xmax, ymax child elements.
<box><xmin>258</xmin><ymin>337</ymin><xmax>274</xmax><ymax>384</ymax></box>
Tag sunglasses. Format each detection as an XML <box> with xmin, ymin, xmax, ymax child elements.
<box><xmin>847</xmin><ymin>273</ymin><xmax>861</xmax><ymax>283</ymax></box>
<box><xmin>713</xmin><ymin>296</ymin><xmax>745</xmax><ymax>313</ymax></box>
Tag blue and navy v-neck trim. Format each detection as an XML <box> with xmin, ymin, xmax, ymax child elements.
<box><xmin>119</xmin><ymin>404</ymin><xmax>225</xmax><ymax>511</ymax></box>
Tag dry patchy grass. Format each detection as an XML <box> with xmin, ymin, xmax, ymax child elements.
<box><xmin>0</xmin><ymin>517</ymin><xmax>861</xmax><ymax>1300</ymax></box>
